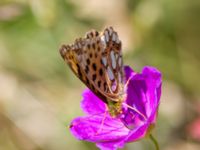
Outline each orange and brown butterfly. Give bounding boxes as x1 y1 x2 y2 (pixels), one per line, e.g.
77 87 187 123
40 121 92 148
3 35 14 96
59 27 125 117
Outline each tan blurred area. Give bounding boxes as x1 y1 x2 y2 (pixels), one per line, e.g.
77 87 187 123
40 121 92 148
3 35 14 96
0 0 200 150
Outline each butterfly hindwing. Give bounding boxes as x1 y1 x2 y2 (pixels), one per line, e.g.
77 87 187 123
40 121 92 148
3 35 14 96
101 27 124 100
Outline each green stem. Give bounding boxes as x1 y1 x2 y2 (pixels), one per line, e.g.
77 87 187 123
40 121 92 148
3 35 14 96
149 134 159 150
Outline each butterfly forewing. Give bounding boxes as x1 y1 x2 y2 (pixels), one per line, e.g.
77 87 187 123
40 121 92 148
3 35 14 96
59 27 125 103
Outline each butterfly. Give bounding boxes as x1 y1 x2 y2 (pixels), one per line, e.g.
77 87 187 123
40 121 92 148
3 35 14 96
59 27 125 117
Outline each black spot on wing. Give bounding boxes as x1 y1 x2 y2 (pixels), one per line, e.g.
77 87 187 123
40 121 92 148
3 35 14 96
86 58 90 65
98 80 101 88
92 74 97 81
85 65 89 74
92 63 97 71
99 68 103 76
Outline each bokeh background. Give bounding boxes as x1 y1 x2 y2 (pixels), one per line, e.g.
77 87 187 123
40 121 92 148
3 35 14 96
0 0 200 150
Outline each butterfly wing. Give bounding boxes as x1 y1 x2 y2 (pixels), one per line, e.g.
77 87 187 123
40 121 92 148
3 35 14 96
59 27 124 103
60 38 107 103
100 27 124 100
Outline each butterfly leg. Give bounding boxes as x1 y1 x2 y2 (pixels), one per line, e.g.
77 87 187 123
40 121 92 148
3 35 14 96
124 75 132 90
95 107 108 135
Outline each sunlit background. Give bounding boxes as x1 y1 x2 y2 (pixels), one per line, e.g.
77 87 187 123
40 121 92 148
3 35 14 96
0 0 200 150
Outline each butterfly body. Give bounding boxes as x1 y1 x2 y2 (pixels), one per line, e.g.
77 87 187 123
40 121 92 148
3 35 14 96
60 27 125 117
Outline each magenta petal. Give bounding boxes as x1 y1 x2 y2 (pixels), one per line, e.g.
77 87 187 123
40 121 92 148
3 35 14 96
81 89 106 115
124 66 135 81
70 114 129 143
126 75 148 117
96 140 125 150
126 66 161 119
126 124 149 142
141 66 162 119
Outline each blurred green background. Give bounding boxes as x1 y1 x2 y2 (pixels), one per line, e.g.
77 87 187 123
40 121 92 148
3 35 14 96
0 0 200 150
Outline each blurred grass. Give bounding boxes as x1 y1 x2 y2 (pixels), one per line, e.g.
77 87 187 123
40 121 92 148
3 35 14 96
0 0 200 150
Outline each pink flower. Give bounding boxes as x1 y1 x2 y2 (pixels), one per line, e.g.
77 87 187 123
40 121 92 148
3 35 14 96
187 118 200 141
70 66 162 150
